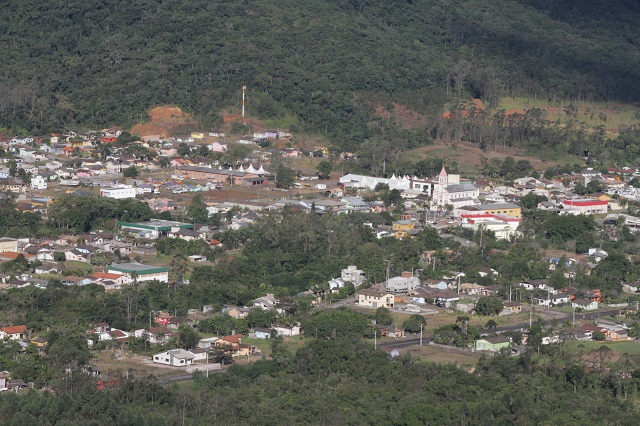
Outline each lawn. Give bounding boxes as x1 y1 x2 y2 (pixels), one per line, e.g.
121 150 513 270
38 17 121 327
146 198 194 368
566 340 640 354
401 344 482 367
243 336 309 356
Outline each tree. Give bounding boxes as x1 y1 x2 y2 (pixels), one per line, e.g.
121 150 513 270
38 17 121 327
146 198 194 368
123 166 140 178
316 160 333 179
178 325 199 350
275 164 295 189
187 193 208 223
246 309 278 329
402 314 426 333
475 297 503 316
177 143 191 157
374 307 393 326
520 193 547 209
485 319 497 332
169 255 188 284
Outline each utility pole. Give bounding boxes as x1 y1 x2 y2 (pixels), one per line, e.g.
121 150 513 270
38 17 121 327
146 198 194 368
529 293 533 327
420 323 423 347
374 329 377 350
241 85 246 119
573 307 576 325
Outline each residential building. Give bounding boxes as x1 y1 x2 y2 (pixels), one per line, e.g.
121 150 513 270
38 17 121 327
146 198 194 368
386 273 420 293
356 289 395 308
341 265 365 287
474 337 511 352
0 325 27 340
30 175 48 190
0 238 18 253
100 184 137 199
572 299 599 311
152 349 195 367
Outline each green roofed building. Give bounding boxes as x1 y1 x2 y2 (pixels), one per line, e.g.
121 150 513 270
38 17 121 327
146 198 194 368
108 262 169 283
117 219 193 239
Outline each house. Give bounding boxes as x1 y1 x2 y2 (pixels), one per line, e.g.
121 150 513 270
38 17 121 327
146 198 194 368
134 327 173 344
197 337 220 348
0 325 27 340
385 273 419 293
253 294 279 310
474 336 511 352
30 336 48 347
572 298 599 311
222 306 251 319
392 220 415 238
273 324 301 337
65 249 90 263
34 264 60 274
341 265 366 287
152 349 195 367
356 289 395 308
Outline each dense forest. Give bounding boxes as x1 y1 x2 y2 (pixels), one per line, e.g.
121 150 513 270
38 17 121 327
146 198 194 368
2 338 640 425
1 0 640 152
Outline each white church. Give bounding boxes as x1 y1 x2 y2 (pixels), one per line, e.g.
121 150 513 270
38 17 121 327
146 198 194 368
431 166 479 210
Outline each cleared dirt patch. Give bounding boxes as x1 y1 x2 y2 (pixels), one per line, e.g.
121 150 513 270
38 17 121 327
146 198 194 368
131 106 197 138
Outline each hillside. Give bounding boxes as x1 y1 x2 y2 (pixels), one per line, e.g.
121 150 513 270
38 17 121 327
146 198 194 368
1 0 640 151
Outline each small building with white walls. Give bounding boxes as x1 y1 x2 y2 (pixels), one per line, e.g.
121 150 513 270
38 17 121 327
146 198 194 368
30 175 48 190
100 184 137 199
153 349 195 366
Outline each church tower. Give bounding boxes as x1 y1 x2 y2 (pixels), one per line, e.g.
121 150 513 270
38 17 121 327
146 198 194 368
438 166 448 185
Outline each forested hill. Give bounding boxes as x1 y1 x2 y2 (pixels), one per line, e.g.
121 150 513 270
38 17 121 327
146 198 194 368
2 0 639 145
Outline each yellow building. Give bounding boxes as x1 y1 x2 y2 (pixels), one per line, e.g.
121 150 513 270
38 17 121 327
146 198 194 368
478 203 521 219
0 238 18 253
356 289 395 308
392 220 415 239
30 336 48 347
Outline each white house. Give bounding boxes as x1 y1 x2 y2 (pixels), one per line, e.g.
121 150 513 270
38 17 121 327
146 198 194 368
273 324 300 337
100 185 137 199
30 175 48 190
152 349 195 367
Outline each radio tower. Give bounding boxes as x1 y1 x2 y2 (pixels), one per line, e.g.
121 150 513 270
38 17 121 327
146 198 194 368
241 85 246 121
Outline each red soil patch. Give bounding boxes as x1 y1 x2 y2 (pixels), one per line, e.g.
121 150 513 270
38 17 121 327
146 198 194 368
131 106 197 138
472 99 485 110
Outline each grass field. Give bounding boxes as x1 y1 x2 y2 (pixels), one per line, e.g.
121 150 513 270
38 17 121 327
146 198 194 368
566 340 640 354
402 344 481 367
497 97 640 133
403 140 574 175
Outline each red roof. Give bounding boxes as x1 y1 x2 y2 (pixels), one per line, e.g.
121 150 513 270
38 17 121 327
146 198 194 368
92 272 123 280
0 325 26 334
221 334 243 344
564 199 607 207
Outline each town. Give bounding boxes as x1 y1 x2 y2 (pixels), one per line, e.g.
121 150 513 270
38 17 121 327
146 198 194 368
0 121 639 393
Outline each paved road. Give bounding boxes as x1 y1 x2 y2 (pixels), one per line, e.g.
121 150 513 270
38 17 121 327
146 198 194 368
377 309 621 351
379 337 432 349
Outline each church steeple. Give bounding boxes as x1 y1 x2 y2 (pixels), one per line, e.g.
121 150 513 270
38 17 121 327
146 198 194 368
438 166 448 185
